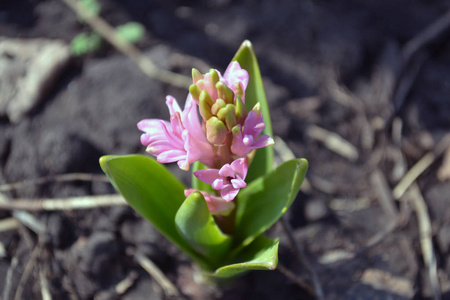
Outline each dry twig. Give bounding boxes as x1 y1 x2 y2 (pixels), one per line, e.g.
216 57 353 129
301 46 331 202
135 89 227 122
0 194 126 211
277 263 314 295
403 10 450 64
0 173 109 192
115 271 139 296
393 134 450 200
0 217 19 233
306 124 359 162
132 250 180 298
281 216 324 300
14 244 41 300
3 256 19 300
405 184 441 300
39 268 52 300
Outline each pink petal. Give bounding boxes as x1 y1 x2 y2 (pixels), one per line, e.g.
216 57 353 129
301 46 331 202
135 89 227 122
231 157 248 179
221 186 239 202
224 62 249 93
156 149 186 163
252 135 275 149
218 164 235 178
231 178 246 189
194 169 220 185
212 178 228 190
165 96 182 115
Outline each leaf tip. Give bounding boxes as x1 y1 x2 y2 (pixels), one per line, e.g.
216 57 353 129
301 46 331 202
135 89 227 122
298 158 309 171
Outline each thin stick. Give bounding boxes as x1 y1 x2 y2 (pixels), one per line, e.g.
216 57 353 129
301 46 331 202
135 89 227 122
0 173 109 192
393 134 450 199
133 250 180 298
0 217 19 233
306 124 359 162
0 193 46 235
403 10 450 64
281 216 324 300
115 271 139 295
370 169 398 221
40 268 52 300
14 245 41 300
277 263 314 295
406 184 441 300
60 0 191 88
0 194 126 211
3 256 19 300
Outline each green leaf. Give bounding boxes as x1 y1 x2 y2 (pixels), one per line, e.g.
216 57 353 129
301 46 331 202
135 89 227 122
214 235 279 278
116 22 146 44
99 155 209 267
175 192 232 268
235 158 308 247
70 32 102 56
79 0 100 17
232 40 274 182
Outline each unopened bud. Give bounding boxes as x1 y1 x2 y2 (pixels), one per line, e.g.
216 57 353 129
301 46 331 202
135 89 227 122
216 81 235 104
209 69 220 86
234 95 247 124
217 104 237 130
211 99 226 115
206 117 228 145
189 84 201 102
199 90 214 107
251 102 261 116
233 83 244 100
199 93 213 120
231 124 241 136
192 68 203 84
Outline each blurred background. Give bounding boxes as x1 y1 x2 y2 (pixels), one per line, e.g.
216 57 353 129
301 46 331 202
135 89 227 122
1 0 450 299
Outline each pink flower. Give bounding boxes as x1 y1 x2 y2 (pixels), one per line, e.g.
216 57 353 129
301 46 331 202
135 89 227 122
138 95 215 170
231 105 274 157
192 62 249 104
193 157 248 201
223 62 249 101
184 189 235 215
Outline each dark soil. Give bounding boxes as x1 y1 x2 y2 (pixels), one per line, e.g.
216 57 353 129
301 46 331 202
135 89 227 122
1 0 450 299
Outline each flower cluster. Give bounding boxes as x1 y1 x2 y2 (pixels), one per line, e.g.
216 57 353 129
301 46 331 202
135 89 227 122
138 62 274 214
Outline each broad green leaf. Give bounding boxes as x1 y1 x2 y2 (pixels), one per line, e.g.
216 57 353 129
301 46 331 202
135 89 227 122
99 155 209 267
235 158 308 247
214 235 279 278
232 40 273 182
175 192 232 269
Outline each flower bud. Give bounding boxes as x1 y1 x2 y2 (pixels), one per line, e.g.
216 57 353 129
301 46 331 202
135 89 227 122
206 117 228 145
216 81 235 104
189 84 201 102
233 82 245 102
251 102 261 116
192 68 203 83
217 104 237 130
208 69 220 86
211 99 227 115
234 94 247 124
199 92 213 120
199 90 214 107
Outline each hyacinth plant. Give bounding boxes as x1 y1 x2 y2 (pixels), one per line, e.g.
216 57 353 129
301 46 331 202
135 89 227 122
99 41 308 279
